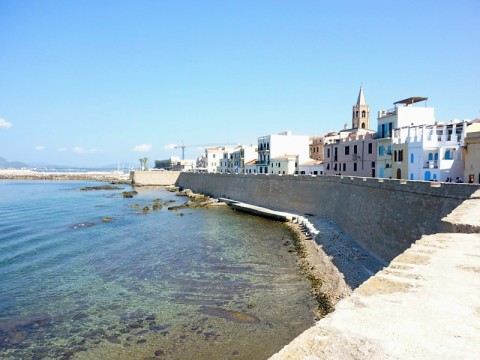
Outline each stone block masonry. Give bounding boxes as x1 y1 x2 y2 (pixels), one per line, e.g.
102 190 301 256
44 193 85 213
130 171 181 186
176 173 479 262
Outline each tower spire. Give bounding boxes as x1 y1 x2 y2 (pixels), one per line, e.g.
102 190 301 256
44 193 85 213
357 85 366 106
352 86 370 129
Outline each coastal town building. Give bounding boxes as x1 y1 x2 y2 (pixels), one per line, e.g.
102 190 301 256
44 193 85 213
309 136 324 161
256 131 310 175
376 97 435 178
232 145 258 174
463 120 480 183
269 155 298 175
324 87 377 177
207 145 258 174
393 119 469 181
154 156 194 171
299 160 324 175
205 146 237 173
244 159 258 174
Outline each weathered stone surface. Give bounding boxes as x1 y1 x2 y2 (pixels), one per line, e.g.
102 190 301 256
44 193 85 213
270 233 480 359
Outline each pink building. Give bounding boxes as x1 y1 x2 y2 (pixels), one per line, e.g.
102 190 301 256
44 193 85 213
324 87 377 177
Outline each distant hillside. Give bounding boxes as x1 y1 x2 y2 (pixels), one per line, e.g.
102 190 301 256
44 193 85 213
0 156 30 169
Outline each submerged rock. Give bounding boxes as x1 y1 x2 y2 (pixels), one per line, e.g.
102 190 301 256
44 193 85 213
79 185 124 191
122 191 138 198
198 307 261 324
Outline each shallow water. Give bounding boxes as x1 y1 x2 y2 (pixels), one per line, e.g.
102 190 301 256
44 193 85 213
0 181 317 359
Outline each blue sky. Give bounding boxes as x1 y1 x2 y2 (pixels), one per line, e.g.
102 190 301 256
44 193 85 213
0 0 479 167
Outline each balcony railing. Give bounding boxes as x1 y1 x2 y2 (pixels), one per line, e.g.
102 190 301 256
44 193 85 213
423 161 438 169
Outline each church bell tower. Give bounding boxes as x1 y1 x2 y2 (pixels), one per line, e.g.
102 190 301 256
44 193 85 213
352 86 370 129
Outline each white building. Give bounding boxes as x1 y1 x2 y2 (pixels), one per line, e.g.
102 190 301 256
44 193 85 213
207 145 258 173
244 159 258 174
269 155 298 175
299 160 324 175
393 119 469 181
232 145 257 173
256 131 310 174
205 146 237 173
376 97 435 178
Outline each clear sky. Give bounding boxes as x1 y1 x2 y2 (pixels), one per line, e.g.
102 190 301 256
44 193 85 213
0 0 479 167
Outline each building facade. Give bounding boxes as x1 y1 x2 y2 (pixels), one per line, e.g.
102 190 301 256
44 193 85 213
309 136 324 161
324 87 377 177
393 120 468 181
376 97 435 178
256 131 310 174
463 121 480 183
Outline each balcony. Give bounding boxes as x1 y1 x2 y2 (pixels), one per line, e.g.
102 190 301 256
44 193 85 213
378 108 397 118
423 161 438 169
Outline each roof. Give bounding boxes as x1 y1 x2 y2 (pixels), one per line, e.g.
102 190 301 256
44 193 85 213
301 160 323 166
273 154 298 159
467 123 480 134
357 86 366 106
244 159 257 165
394 97 428 106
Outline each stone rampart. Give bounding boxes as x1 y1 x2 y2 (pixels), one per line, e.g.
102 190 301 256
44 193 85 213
130 171 180 186
176 173 479 262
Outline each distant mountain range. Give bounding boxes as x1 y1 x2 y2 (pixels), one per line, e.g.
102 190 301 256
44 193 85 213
0 156 31 169
0 156 126 170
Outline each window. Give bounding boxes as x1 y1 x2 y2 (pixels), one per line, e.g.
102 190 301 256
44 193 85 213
327 148 330 158
342 163 346 171
371 161 375 168
353 145 357 154
398 150 403 162
327 163 330 170
345 146 350 155
394 150 397 162
354 163 357 171
368 143 373 154
410 153 414 163
334 163 337 171
362 110 366 118
379 146 384 156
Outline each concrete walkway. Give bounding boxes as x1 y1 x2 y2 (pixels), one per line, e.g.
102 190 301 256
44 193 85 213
270 232 480 359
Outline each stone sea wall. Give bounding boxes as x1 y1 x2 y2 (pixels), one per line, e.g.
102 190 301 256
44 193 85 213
130 171 181 186
175 173 480 262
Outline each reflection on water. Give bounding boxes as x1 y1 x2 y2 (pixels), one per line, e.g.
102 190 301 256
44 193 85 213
0 181 317 359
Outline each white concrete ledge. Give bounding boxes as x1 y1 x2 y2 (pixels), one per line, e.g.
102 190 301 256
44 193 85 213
270 233 480 359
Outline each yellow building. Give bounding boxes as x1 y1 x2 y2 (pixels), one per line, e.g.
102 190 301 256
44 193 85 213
463 121 480 184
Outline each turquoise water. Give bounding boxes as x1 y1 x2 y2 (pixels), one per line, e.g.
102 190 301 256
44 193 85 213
0 181 317 359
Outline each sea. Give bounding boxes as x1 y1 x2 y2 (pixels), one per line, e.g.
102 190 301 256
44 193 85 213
0 180 317 360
